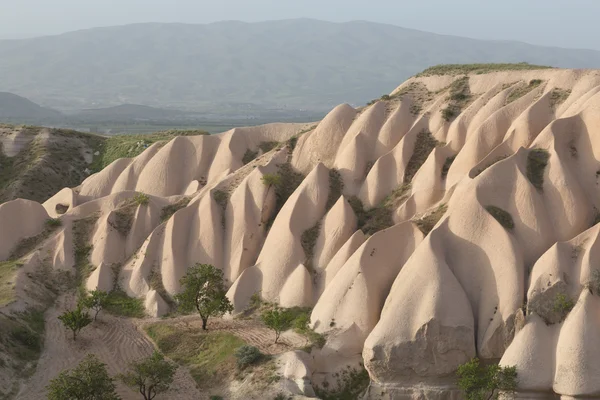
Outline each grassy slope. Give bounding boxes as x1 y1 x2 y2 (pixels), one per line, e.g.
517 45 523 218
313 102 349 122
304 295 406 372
0 126 208 204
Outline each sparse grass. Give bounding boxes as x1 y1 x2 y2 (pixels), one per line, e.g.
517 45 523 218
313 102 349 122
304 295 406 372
267 163 305 229
111 202 137 236
586 269 600 296
413 204 447 235
301 223 321 274
145 322 246 387
326 169 344 211
441 76 472 122
104 289 145 318
506 79 543 104
553 293 574 320
473 155 509 177
133 192 150 206
0 260 24 306
550 88 571 108
526 149 550 191
72 214 99 290
485 206 515 231
235 345 264 369
349 184 411 236
160 197 191 222
0 308 45 381
89 129 208 173
45 218 62 228
242 149 259 165
148 269 175 308
405 130 440 183
258 141 279 154
314 364 370 400
441 155 456 179
213 190 229 229
416 63 553 77
8 216 63 260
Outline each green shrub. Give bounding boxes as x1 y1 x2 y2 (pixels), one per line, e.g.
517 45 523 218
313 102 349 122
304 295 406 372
261 307 295 343
441 77 472 121
104 290 146 318
235 345 263 369
262 174 282 187
485 206 515 231
553 293 574 316
526 149 550 191
550 88 571 108
380 94 391 101
160 197 191 222
267 163 305 228
47 354 119 400
457 358 518 400
133 192 150 206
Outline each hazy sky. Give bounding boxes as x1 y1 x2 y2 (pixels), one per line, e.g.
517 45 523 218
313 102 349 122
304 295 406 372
1 0 598 50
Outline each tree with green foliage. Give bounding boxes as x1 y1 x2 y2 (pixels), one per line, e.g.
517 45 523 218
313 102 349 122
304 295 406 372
174 264 233 330
46 354 120 400
79 290 109 321
118 351 177 400
456 358 518 400
261 306 295 343
58 306 92 340
261 173 281 187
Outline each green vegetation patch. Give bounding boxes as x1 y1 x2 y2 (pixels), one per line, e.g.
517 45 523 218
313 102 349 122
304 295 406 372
404 130 440 183
553 293 575 319
258 141 279 154
145 322 246 387
413 204 447 235
550 88 571 108
72 213 100 290
301 223 321 274
0 260 24 306
242 149 259 165
526 149 550 191
485 206 515 231
326 168 344 211
267 163 305 228
8 218 63 260
104 289 145 318
0 308 45 385
441 155 456 179
89 129 208 173
349 184 411 236
314 364 370 400
417 63 553 77
441 76 473 122
506 79 543 104
213 190 229 229
160 197 191 222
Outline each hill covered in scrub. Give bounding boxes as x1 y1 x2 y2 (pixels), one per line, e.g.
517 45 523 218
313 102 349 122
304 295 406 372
0 126 208 203
3 20 600 113
4 65 600 398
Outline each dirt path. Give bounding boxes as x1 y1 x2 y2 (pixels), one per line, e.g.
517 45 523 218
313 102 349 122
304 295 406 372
17 297 308 400
16 294 201 400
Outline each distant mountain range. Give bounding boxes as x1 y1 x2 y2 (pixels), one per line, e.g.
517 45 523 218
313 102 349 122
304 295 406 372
1 19 600 114
0 92 62 120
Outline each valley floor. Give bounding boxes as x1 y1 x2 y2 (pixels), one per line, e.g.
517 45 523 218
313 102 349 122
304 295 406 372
16 294 306 400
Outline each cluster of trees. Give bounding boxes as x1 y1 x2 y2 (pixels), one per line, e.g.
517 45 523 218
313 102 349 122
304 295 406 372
47 351 177 400
58 290 109 340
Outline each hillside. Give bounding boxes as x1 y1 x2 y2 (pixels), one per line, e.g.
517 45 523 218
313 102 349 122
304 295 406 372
0 92 62 121
2 20 600 113
0 126 208 204
4 65 600 398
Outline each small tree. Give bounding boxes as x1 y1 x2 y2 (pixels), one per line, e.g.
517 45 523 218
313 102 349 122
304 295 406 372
79 290 109 321
174 264 233 330
118 351 177 400
261 306 295 343
46 354 120 400
58 306 92 340
261 174 281 187
457 358 518 400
